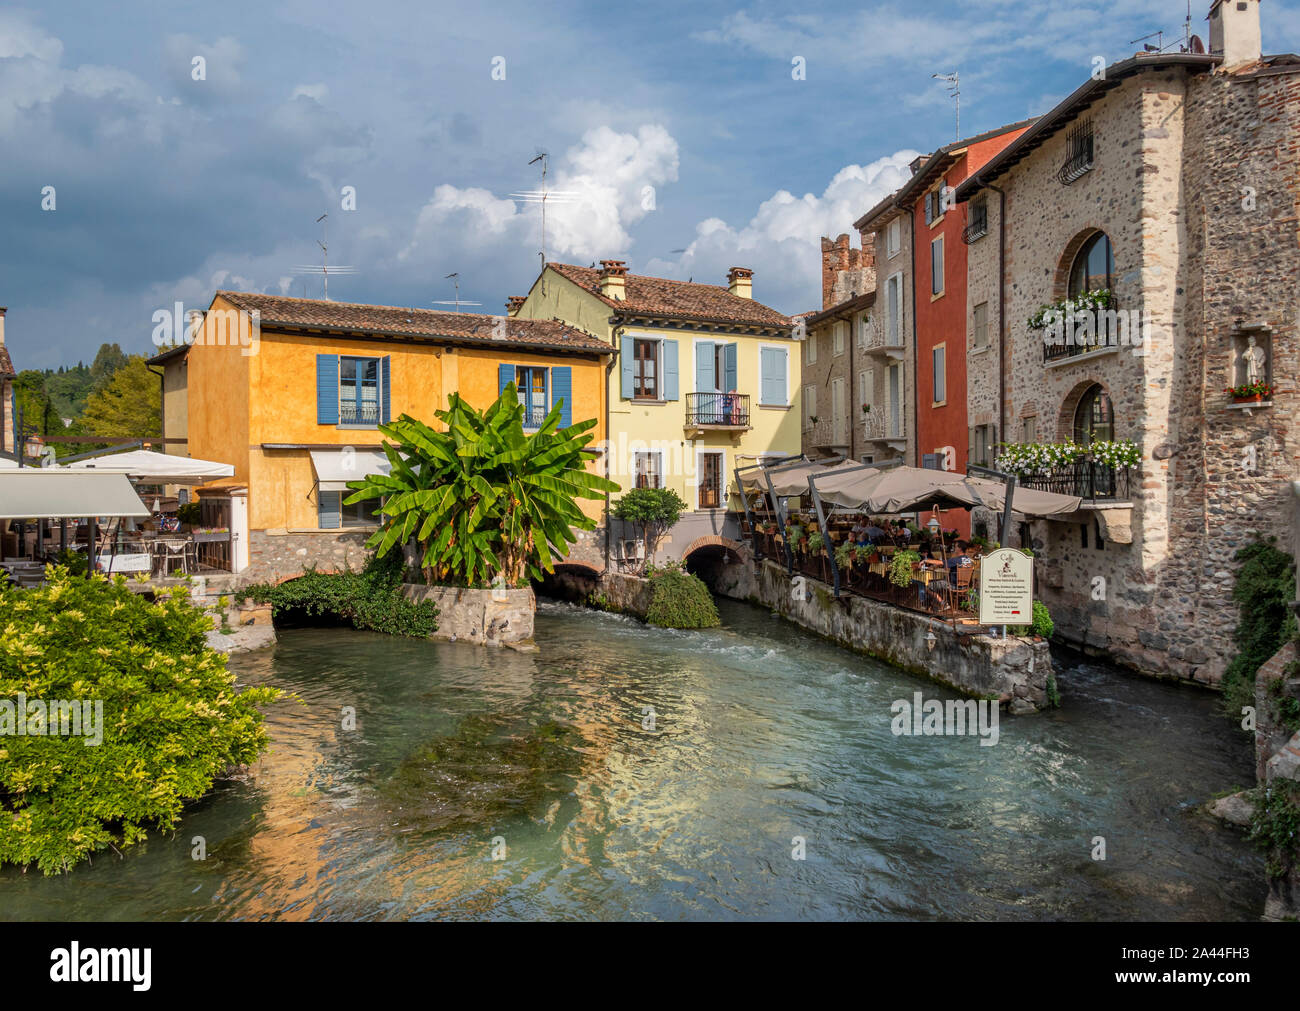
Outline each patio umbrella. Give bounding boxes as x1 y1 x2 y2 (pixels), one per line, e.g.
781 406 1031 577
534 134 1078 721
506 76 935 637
763 459 865 498
813 465 1081 518
64 449 234 484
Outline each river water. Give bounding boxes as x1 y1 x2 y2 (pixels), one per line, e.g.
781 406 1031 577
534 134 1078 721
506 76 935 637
2 599 1264 920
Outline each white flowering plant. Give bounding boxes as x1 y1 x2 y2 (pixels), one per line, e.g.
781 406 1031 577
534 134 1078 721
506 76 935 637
995 438 1141 474
1026 288 1114 331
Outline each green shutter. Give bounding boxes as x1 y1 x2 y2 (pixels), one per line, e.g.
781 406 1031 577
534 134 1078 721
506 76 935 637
696 341 714 391
662 340 679 401
724 343 738 392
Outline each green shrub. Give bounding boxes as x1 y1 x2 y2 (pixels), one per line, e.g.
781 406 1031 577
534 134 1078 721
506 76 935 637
0 568 281 874
53 549 87 577
1031 600 1054 639
807 532 826 554
1250 779 1300 881
176 502 202 526
237 551 438 638
889 550 920 588
1222 538 1296 725
612 488 688 573
646 568 720 629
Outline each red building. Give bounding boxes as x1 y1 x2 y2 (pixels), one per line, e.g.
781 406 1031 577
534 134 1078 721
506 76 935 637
902 122 1033 536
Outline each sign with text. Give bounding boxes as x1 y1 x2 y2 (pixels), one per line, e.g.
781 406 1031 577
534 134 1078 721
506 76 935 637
978 548 1034 626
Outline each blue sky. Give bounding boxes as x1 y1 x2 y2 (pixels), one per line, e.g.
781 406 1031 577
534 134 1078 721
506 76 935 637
2 0 1298 367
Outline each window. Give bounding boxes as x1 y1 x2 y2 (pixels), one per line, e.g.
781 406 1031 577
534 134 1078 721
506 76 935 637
931 237 944 296
886 274 902 344
1022 416 1037 443
516 366 548 428
339 357 380 425
803 385 817 429
698 451 724 510
1072 383 1114 446
858 311 872 347
1059 120 1095 184
633 339 659 399
924 191 936 225
832 376 847 444
1069 232 1114 298
696 341 737 394
806 330 818 365
932 344 946 404
887 219 901 258
833 321 846 356
967 199 988 240
859 368 873 414
760 345 788 406
969 424 997 468
318 490 378 529
973 302 989 350
634 451 662 489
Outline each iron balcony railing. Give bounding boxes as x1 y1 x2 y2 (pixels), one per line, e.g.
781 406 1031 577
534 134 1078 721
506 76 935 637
1040 297 1122 364
339 401 380 425
1014 461 1130 501
686 392 751 428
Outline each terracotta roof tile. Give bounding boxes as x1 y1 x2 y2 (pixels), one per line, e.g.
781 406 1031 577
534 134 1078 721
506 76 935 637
213 291 610 354
548 263 793 329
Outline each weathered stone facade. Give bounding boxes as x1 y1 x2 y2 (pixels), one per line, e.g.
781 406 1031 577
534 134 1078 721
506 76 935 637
240 528 374 585
401 584 536 647
960 47 1300 685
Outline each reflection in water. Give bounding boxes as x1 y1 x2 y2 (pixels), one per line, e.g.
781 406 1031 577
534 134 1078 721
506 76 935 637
0 599 1264 921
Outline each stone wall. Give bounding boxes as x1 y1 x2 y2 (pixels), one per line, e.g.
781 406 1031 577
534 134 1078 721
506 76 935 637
737 559 1054 713
1254 640 1300 920
401 584 536 647
240 528 374 585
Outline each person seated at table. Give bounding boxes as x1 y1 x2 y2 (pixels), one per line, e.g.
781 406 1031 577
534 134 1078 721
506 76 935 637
850 519 870 545
864 520 887 544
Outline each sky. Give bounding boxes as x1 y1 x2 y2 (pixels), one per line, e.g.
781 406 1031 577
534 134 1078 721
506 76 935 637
2 0 1298 368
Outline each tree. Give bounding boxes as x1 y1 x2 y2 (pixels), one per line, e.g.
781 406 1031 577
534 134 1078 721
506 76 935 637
12 370 57 437
89 342 128 387
345 384 619 587
68 355 161 451
612 487 688 573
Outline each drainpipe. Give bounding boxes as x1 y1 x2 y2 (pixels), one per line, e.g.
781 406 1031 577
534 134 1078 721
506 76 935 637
906 208 919 467
147 363 166 452
847 306 857 461
982 179 1008 450
604 318 620 575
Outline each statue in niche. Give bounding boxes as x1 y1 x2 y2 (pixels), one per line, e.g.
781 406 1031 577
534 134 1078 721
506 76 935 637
1239 334 1267 387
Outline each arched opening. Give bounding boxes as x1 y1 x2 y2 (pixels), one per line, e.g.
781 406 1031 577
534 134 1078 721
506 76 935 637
682 542 745 591
533 562 601 603
1067 232 1114 298
1072 383 1114 446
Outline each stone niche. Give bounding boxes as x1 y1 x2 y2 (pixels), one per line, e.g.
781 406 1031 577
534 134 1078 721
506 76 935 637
1229 323 1272 392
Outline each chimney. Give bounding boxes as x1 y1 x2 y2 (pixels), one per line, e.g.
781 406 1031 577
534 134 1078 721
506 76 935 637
727 267 754 299
505 296 526 316
1209 0 1262 70
821 235 851 308
598 259 628 301
0 306 6 346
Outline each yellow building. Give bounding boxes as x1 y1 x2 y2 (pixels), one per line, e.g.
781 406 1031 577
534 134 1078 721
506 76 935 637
512 261 799 565
173 291 610 580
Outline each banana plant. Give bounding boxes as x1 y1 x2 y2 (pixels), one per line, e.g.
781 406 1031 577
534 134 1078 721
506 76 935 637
344 384 619 587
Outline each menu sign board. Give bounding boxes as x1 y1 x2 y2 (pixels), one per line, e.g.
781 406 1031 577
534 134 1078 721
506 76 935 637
978 548 1034 626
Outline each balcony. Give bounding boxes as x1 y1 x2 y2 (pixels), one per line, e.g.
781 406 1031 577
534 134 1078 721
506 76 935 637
861 327 906 359
1014 461 1130 502
685 392 751 437
339 401 379 425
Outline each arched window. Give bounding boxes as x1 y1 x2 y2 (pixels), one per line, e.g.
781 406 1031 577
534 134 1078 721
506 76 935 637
1073 384 1114 445
1068 233 1114 297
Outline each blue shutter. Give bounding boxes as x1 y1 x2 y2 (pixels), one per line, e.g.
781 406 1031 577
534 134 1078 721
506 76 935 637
318 490 341 529
540 368 549 419
620 336 634 399
760 347 787 405
498 362 515 396
695 342 714 392
551 366 572 428
724 343 738 392
380 356 391 423
662 340 679 401
316 354 339 424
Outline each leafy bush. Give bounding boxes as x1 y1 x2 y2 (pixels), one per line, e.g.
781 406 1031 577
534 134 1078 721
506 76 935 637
176 502 202 526
889 550 920 588
238 551 438 638
807 532 826 554
53 549 87 577
646 568 720 629
1222 538 1296 724
1031 600 1054 639
0 568 281 874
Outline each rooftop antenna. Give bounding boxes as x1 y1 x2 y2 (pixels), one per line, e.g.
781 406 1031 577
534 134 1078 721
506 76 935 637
292 213 355 299
511 151 579 273
430 272 482 313
932 71 960 141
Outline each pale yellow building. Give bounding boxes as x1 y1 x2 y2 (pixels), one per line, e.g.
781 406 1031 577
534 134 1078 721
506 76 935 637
513 261 799 566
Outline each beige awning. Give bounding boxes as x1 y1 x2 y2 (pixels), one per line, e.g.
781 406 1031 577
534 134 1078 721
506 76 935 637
65 449 235 484
310 449 390 492
0 470 150 519
743 459 864 498
814 465 1082 518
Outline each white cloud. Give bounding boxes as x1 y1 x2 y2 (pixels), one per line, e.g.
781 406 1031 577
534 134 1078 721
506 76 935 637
290 83 328 102
400 124 680 262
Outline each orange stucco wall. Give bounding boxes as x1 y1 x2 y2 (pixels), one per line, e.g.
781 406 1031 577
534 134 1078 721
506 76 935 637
188 304 608 530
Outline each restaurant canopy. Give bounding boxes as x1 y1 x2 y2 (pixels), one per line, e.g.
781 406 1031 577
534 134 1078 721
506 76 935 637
812 465 1082 518
65 449 235 484
0 470 150 520
741 458 863 498
310 449 391 492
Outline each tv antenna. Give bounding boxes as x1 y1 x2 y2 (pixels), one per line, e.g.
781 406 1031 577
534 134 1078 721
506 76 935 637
430 272 482 313
932 71 960 141
292 213 355 299
510 152 579 268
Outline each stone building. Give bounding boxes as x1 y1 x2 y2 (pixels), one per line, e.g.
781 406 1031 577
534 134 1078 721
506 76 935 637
955 0 1299 684
0 307 17 461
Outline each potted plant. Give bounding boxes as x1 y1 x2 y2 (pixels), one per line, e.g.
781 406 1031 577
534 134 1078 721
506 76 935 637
835 542 856 570
889 549 921 588
1225 380 1273 404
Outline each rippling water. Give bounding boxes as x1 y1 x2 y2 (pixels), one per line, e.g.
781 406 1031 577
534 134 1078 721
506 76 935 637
2 598 1264 920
